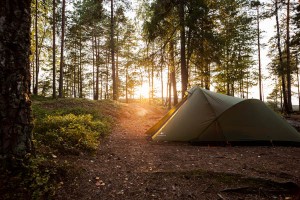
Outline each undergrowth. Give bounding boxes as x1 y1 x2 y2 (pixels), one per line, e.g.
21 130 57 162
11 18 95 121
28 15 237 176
1 96 118 199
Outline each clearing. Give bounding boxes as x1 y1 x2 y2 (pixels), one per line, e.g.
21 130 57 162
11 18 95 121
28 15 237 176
56 102 300 200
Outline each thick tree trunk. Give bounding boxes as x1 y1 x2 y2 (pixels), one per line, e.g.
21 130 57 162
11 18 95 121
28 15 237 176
58 0 66 98
0 0 33 157
52 0 56 98
179 2 188 98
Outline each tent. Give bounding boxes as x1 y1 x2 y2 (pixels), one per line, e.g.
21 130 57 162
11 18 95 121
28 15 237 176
147 86 300 145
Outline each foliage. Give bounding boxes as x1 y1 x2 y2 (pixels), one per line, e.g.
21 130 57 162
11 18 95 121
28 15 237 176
32 97 114 154
34 114 109 153
0 97 116 199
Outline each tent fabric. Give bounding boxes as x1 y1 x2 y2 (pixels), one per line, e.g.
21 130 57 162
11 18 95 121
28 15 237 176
149 86 300 145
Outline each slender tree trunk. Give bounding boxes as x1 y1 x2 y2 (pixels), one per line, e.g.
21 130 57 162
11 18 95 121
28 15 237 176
160 48 164 105
73 44 77 98
179 1 188 98
257 5 262 101
116 32 119 100
92 35 95 98
111 0 117 100
34 0 39 95
58 0 65 98
296 53 300 111
286 0 292 112
106 49 109 99
204 63 210 90
79 39 82 98
126 67 128 103
32 57 35 94
52 0 56 98
151 57 154 100
95 39 99 100
275 0 288 113
0 0 33 157
100 72 103 100
170 40 178 105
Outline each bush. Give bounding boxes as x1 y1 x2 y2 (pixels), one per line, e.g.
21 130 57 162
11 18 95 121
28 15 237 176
34 114 109 153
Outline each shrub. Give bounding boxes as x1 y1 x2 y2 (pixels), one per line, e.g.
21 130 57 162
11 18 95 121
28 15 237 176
34 114 109 153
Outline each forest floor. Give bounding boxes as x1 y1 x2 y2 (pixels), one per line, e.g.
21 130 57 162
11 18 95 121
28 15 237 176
56 102 300 200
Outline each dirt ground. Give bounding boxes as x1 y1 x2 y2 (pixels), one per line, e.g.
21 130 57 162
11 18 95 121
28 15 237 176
56 103 300 200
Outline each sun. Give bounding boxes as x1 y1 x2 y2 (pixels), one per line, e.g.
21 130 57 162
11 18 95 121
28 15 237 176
138 83 150 98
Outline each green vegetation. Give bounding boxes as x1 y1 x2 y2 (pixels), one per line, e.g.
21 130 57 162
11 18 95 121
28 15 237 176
0 97 117 199
32 96 115 155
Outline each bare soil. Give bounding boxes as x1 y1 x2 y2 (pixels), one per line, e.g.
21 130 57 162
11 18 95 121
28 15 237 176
56 103 300 200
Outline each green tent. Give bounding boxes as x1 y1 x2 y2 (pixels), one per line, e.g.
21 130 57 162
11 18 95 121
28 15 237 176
147 87 300 145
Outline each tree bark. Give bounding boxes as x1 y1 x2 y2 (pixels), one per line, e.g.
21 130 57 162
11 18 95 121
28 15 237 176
169 40 178 105
257 5 262 101
52 0 56 98
160 47 164 105
0 0 33 157
111 0 117 100
179 1 188 98
34 0 39 95
58 0 66 98
286 0 293 113
296 53 300 111
275 0 288 113
95 39 100 100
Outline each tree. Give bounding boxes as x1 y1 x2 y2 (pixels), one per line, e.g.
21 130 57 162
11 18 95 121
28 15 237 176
179 1 188 98
34 0 39 95
59 0 66 98
111 0 117 100
251 0 263 100
286 0 292 112
53 0 56 98
0 0 33 157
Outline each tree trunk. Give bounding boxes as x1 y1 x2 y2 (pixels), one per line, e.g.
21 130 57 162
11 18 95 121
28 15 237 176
58 0 65 98
160 47 164 105
257 5 262 101
204 63 210 90
79 38 82 98
179 1 188 98
111 0 117 100
0 0 33 157
286 0 292 113
34 0 39 95
126 67 128 103
296 53 300 111
92 35 95 99
170 40 178 105
52 0 56 98
95 39 100 100
275 0 288 113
